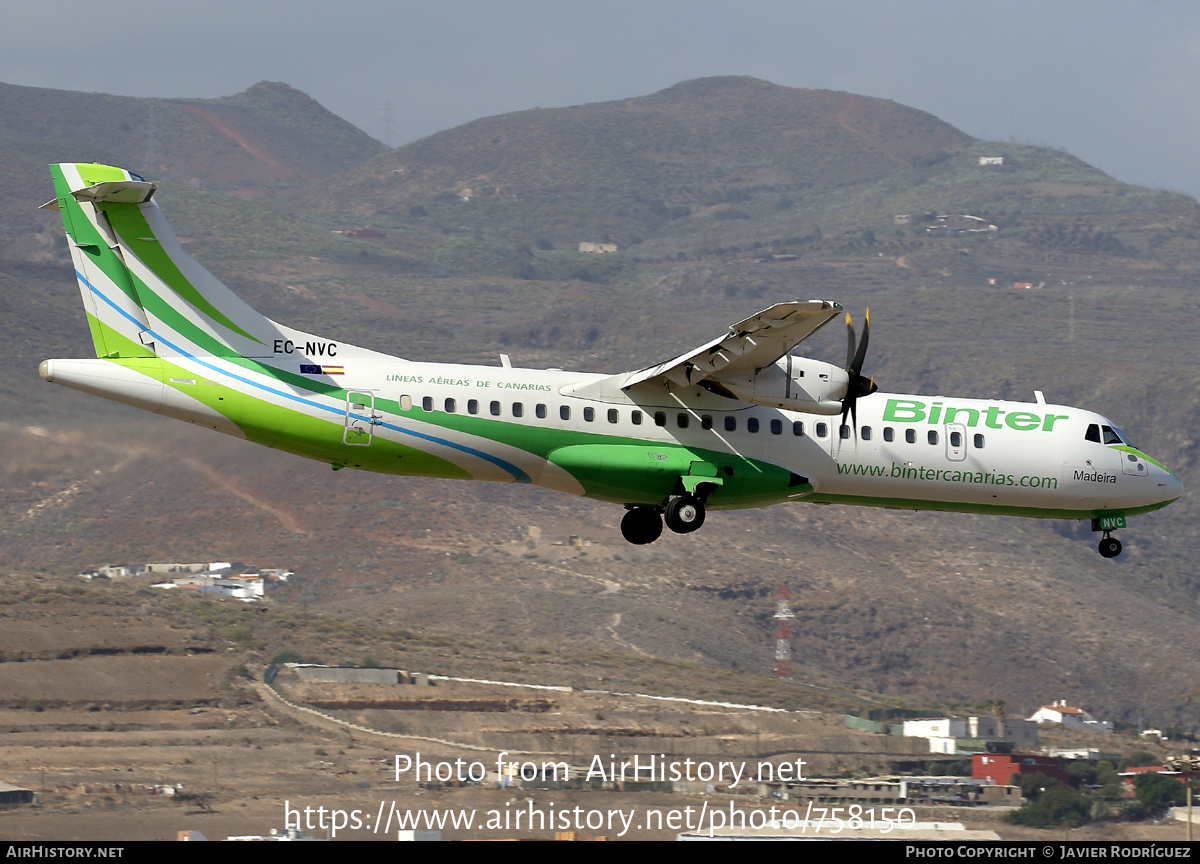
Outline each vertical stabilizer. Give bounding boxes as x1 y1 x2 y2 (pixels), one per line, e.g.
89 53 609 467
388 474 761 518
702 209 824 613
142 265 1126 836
48 163 154 358
48 163 277 359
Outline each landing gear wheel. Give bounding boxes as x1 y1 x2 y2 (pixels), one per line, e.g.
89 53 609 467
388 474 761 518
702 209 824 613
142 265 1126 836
664 495 706 534
620 508 663 545
1098 536 1123 558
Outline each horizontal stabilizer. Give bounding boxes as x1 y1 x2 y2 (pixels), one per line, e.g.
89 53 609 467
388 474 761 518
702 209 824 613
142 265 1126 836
71 180 157 205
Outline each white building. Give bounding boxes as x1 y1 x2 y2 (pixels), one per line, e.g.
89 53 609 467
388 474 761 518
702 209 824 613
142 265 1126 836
903 718 967 739
1027 700 1113 733
903 716 1038 753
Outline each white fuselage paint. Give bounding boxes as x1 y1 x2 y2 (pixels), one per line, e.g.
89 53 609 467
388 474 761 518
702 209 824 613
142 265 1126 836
45 351 1182 519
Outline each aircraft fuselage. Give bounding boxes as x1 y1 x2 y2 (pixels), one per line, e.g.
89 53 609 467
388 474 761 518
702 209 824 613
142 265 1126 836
41 353 1181 524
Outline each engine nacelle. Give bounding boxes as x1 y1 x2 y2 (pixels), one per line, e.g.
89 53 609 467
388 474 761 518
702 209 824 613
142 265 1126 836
710 356 848 415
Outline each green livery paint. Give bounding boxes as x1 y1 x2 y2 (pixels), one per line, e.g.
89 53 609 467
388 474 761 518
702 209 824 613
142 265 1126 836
39 163 1183 555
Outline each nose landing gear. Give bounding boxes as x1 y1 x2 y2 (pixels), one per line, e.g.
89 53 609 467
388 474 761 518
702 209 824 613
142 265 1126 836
1091 515 1126 558
1098 533 1123 558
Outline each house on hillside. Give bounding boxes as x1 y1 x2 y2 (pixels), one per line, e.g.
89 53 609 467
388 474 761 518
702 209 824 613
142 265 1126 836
924 214 998 236
1027 700 1113 733
578 242 618 253
149 564 291 602
1119 766 1186 793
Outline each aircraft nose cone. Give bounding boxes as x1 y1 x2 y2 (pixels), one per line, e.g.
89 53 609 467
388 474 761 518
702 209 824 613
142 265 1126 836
1164 470 1184 502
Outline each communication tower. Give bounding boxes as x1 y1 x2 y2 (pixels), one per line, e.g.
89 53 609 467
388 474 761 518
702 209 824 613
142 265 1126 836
774 583 795 678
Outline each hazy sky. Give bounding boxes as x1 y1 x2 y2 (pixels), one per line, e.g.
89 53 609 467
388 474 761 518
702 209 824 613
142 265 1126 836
4 1 1199 197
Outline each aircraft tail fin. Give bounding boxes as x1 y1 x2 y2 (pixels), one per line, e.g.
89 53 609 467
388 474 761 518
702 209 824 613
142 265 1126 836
48 163 274 359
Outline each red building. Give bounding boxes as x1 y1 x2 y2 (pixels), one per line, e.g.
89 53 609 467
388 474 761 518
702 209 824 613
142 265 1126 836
973 754 1070 786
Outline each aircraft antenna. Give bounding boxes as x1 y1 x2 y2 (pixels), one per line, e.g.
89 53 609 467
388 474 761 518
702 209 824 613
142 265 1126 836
773 583 795 679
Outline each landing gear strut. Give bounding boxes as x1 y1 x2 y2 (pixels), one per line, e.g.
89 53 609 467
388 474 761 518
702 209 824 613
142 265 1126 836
620 507 663 545
1098 533 1122 559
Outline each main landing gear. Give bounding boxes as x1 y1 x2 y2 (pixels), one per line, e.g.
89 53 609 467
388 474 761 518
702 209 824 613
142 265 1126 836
1098 533 1123 559
620 489 712 545
620 507 663 545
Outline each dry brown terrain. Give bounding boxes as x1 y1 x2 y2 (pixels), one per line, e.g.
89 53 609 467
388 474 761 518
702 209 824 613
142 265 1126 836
0 577 1188 841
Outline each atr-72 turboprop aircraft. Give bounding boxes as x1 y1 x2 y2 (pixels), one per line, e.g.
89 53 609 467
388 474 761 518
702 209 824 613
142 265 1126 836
39 163 1182 557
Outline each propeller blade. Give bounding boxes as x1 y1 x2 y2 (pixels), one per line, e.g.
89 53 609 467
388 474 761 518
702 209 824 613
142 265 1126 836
840 309 875 440
849 308 870 377
845 313 856 370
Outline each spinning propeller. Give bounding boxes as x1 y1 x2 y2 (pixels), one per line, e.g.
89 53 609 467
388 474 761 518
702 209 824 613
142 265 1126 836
841 310 878 435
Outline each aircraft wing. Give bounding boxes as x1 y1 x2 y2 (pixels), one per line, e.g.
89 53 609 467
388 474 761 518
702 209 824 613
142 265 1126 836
622 300 842 390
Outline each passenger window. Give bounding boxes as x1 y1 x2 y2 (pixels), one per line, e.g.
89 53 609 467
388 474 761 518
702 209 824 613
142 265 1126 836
701 415 713 430
816 422 827 438
536 404 547 419
677 413 689 429
974 433 985 449
905 429 916 444
608 409 619 424
400 395 412 411
725 416 737 432
490 400 501 416
560 405 570 421
950 431 962 447
584 407 594 422
927 430 938 445
467 399 478 415
422 396 433 412
861 426 872 441
655 412 667 427
883 427 893 442
1085 424 1101 443
445 398 456 413
631 410 642 425
512 403 523 418
770 419 782 435
839 425 850 439
793 421 804 436
748 417 760 433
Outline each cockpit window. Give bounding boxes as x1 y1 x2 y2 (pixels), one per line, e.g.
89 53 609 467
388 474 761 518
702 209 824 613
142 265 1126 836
1107 424 1134 447
1089 422 1135 447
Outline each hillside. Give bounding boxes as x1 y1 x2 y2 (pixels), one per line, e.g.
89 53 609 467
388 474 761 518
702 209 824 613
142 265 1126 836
0 79 386 261
3 77 1200 729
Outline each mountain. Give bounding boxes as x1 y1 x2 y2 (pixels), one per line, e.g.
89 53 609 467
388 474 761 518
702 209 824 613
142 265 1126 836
303 76 1195 260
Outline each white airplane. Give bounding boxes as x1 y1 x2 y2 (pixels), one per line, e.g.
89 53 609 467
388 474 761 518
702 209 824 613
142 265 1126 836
39 163 1182 557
